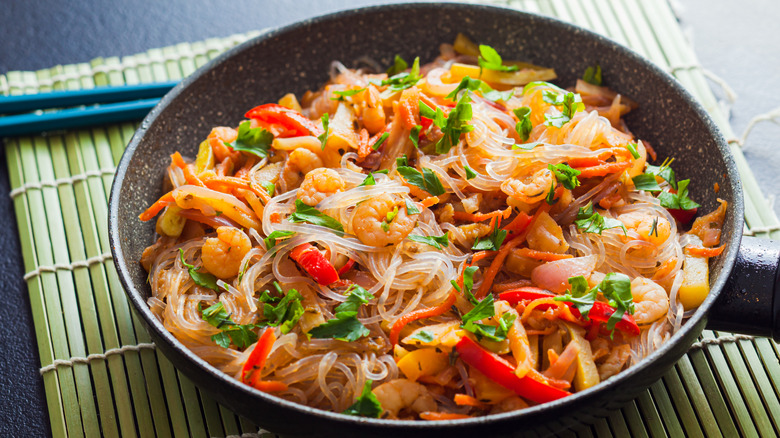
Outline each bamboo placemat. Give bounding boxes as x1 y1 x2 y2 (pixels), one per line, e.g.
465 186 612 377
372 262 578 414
2 0 779 436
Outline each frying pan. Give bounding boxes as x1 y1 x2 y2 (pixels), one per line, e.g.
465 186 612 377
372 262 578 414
107 3 780 436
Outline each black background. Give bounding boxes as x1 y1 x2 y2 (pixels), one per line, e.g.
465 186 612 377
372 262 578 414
1 1 777 436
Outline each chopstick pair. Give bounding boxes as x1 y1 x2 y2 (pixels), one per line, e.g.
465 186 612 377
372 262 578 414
0 81 178 137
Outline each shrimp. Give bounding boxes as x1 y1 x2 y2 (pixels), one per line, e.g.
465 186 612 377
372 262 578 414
617 211 671 248
372 379 436 419
201 226 251 279
351 193 419 247
282 148 324 189
501 167 554 205
355 85 386 134
630 277 669 325
296 168 345 206
597 344 631 380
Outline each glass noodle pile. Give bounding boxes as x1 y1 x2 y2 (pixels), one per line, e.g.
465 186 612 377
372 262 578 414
139 34 727 420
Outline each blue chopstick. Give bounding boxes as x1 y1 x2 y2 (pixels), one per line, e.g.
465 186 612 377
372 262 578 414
0 98 161 137
0 81 178 114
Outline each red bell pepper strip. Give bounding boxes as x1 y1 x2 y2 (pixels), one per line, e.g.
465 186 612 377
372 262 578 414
571 302 640 337
336 258 356 276
289 243 339 285
241 327 276 387
499 289 640 337
455 336 571 404
245 103 323 137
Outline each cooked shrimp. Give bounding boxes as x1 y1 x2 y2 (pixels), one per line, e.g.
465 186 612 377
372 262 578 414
201 226 251 279
618 211 671 247
351 193 419 247
372 379 437 418
501 167 554 205
630 277 669 325
297 168 345 206
282 148 324 188
356 85 386 134
597 344 631 380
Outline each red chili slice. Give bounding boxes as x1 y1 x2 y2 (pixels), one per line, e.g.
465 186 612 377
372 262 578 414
289 243 339 285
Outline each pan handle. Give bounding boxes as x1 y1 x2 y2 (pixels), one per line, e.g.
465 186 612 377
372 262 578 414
706 236 780 340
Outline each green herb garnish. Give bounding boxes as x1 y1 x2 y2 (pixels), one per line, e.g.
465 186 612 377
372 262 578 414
225 120 274 158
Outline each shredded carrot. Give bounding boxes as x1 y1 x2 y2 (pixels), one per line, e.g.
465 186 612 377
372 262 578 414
453 394 486 408
389 289 457 346
269 212 281 224
574 161 631 178
234 156 258 179
138 192 174 221
475 200 554 299
170 151 187 169
182 165 206 187
419 412 472 421
397 88 420 130
492 279 534 292
598 191 622 209
203 176 270 203
567 156 605 168
685 244 725 258
469 250 495 265
367 128 390 149
252 381 288 392
452 207 511 223
513 248 573 262
526 326 557 336
421 196 440 208
357 128 371 159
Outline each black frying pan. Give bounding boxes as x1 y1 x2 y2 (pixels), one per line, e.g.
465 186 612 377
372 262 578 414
107 3 780 436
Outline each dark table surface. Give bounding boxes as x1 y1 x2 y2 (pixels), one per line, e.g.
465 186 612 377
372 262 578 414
1 1 778 436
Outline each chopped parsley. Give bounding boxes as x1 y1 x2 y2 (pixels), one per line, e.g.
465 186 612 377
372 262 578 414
545 181 557 205
259 181 275 197
632 173 662 192
445 76 513 102
409 330 435 343
263 230 295 249
407 232 450 250
358 171 387 187
396 166 446 196
343 380 382 418
386 55 409 76
478 44 519 73
419 93 475 154
309 285 374 342
289 199 344 233
376 57 421 93
472 222 508 251
549 163 581 190
543 92 583 128
409 125 422 148
330 88 366 101
451 266 479 305
574 202 627 235
179 248 219 290
334 284 375 314
225 120 273 158
460 294 515 342
464 164 478 180
645 157 677 189
404 198 421 215
626 142 640 159
262 288 305 334
318 113 329 149
555 272 635 331
396 154 408 167
513 107 533 141
200 302 258 349
582 63 603 86
658 179 700 211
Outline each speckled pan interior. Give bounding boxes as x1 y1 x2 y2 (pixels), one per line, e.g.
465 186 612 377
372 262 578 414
109 3 742 437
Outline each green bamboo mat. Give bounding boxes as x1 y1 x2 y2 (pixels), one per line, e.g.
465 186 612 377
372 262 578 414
2 0 779 437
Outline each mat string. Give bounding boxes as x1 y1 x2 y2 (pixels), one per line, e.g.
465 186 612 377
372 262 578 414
220 431 272 438
23 251 112 281
39 343 156 375
9 167 116 199
688 334 755 351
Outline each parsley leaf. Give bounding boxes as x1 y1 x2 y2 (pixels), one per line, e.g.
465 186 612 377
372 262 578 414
318 113 329 149
472 222 508 251
452 265 480 305
460 294 515 342
513 107 533 141
359 171 387 187
343 380 382 418
543 92 583 128
658 179 700 211
289 199 344 233
396 166 446 196
409 330 434 343
574 202 627 235
335 284 375 314
598 272 634 330
259 181 275 197
645 157 677 189
378 57 421 92
423 93 475 154
512 141 542 151
464 164 477 180
478 45 519 72
545 181 557 205
308 311 370 342
555 276 598 316
372 132 389 150
226 120 274 158
446 76 483 100
408 233 450 250
549 163 581 190
264 230 295 249
445 76 514 102
200 302 258 349
409 125 422 148
263 289 305 334
179 248 219 290
330 88 366 101
582 63 603 86
396 154 408 167
461 293 496 325
404 198 421 215
386 55 408 76
632 173 662 192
